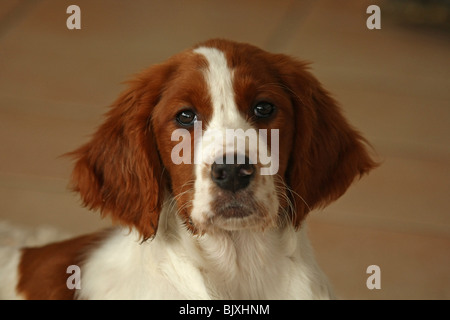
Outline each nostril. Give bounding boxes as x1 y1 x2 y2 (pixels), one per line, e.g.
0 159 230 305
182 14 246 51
211 164 228 181
237 163 254 177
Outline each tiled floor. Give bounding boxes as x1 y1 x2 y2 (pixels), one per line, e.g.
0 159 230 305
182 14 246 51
1 0 449 299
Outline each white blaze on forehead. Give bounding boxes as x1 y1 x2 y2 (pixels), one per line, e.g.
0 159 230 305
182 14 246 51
193 47 249 129
193 46 253 166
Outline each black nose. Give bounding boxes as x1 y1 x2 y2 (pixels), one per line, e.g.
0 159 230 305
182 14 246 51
211 155 255 192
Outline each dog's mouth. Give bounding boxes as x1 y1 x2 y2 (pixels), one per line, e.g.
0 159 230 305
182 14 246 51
178 169 281 234
215 201 253 219
196 191 275 232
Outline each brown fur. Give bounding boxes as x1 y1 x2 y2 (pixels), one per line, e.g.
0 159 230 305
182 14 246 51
17 232 105 299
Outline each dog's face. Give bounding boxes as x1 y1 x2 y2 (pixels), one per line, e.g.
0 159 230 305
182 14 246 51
152 44 295 233
70 39 376 240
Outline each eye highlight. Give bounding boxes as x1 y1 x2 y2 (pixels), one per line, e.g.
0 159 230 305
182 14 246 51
176 110 197 127
253 101 275 118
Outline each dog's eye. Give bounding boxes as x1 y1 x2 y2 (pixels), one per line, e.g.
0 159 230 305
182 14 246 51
176 110 197 126
253 102 275 118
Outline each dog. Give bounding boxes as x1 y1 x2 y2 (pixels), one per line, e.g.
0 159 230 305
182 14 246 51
0 39 376 299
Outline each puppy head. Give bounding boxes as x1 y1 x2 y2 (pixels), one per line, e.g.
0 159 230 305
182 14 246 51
69 39 377 240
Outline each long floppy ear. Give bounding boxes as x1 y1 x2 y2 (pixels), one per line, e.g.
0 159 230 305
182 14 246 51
276 55 378 227
68 63 175 241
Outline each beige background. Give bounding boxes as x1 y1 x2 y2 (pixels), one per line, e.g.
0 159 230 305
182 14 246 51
0 0 449 299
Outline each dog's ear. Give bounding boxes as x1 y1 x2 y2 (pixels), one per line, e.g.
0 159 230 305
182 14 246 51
68 62 177 241
275 55 378 227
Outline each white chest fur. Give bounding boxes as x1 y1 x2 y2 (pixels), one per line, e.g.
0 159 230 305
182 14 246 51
76 209 333 300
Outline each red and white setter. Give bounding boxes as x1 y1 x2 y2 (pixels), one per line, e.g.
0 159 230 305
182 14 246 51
0 39 376 299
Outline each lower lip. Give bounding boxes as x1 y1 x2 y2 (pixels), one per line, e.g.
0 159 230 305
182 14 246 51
218 205 252 219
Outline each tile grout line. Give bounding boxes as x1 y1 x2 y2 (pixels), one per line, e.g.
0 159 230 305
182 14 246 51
309 213 450 240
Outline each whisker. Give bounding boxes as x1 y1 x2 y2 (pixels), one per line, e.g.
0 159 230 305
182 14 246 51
273 174 312 214
166 182 195 212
